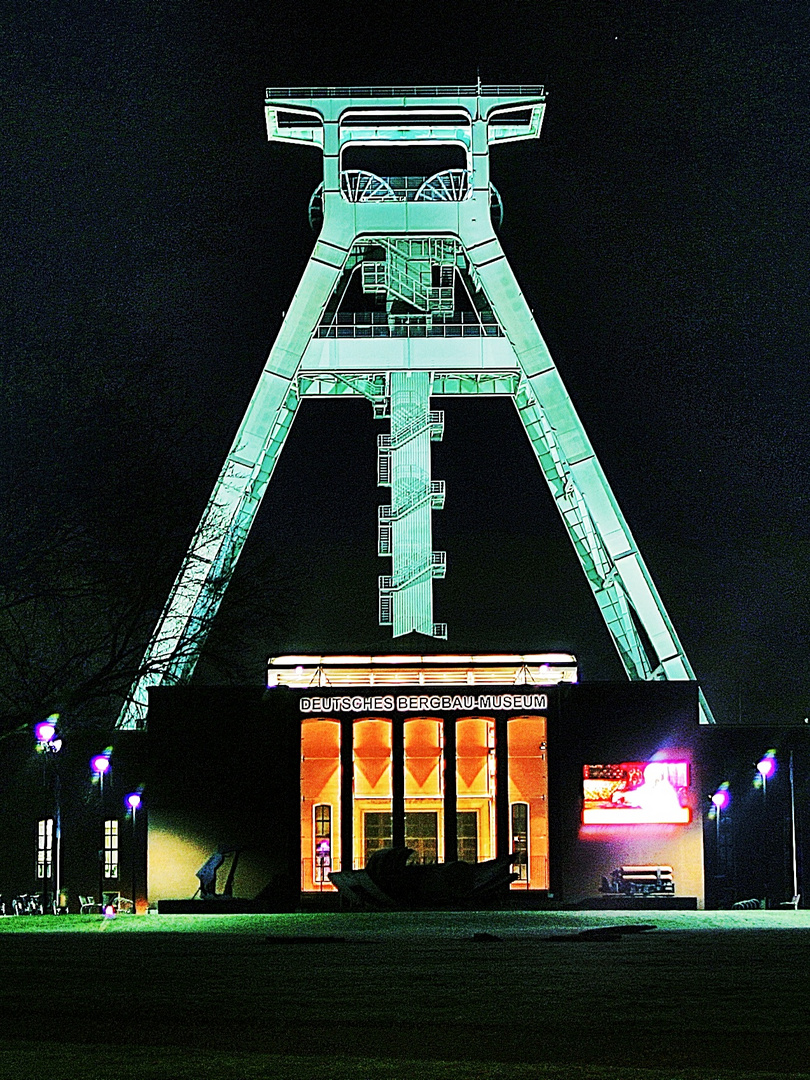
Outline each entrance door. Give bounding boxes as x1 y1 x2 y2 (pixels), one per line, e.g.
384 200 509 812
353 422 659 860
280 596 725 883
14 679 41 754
457 811 478 864
404 811 438 864
363 811 440 865
364 811 393 865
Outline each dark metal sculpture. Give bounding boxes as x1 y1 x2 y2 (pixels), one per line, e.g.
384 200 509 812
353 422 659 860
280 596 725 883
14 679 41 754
329 847 518 909
195 849 241 899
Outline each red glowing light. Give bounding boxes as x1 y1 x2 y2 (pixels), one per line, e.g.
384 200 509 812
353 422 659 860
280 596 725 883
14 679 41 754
583 761 691 824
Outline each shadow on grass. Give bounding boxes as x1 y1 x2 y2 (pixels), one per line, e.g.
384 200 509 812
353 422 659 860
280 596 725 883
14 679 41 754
0 1045 807 1080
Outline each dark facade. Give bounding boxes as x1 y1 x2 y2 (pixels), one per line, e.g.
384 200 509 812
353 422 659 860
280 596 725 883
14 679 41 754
3 684 805 913
145 680 708 908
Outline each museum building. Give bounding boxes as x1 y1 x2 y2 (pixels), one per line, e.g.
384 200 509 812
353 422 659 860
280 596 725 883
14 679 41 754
145 654 706 910
3 654 806 914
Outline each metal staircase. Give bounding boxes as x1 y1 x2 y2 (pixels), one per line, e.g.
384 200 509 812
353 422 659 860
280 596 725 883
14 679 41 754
362 238 458 314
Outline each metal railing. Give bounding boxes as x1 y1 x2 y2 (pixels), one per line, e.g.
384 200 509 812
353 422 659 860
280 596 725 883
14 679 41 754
341 171 471 204
267 85 545 100
317 322 503 339
379 550 445 592
380 481 445 521
378 411 444 450
317 311 503 339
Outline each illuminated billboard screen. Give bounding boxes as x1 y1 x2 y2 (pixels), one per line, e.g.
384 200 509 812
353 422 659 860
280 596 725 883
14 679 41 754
582 761 691 824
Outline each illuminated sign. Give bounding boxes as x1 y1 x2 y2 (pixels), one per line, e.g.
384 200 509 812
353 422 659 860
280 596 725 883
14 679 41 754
582 762 691 824
298 692 548 714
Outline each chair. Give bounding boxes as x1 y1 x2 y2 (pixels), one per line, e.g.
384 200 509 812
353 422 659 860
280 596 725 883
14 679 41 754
79 895 101 914
780 894 801 910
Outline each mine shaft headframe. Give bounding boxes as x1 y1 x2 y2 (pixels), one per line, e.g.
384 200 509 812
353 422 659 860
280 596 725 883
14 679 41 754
263 85 547 160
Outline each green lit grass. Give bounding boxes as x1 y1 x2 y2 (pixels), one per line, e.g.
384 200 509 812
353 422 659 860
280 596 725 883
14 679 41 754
1 910 809 1078
0 1044 805 1080
1 907 809 934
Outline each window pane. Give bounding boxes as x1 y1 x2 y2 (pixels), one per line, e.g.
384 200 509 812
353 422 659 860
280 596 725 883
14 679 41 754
104 819 119 879
314 804 332 882
457 811 478 864
511 802 529 881
364 811 393 864
405 811 438 864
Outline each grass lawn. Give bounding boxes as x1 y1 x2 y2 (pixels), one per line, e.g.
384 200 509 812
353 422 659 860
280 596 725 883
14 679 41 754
0 910 808 1079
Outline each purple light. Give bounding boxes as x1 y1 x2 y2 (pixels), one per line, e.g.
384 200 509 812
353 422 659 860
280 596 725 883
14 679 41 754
34 720 57 743
756 755 777 780
711 788 730 811
91 754 111 775
125 792 142 811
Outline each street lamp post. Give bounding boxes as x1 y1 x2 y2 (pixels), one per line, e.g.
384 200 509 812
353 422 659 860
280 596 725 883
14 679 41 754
34 717 63 914
755 752 778 905
789 751 799 903
710 785 730 904
90 752 112 908
756 752 777 806
710 786 730 850
124 792 142 913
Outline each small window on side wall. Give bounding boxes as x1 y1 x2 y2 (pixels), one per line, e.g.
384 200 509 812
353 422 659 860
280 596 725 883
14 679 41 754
104 819 119 879
36 818 54 879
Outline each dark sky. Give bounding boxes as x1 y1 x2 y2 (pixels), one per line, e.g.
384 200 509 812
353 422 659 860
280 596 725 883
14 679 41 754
3 1 810 724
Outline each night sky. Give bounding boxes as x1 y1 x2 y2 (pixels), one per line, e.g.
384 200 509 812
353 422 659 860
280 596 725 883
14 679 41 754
4 2 809 725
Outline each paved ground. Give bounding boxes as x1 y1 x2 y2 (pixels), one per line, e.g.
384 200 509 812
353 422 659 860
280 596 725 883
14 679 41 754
0 910 808 1079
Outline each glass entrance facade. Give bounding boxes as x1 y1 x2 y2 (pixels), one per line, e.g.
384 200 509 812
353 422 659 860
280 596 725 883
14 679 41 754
300 709 549 891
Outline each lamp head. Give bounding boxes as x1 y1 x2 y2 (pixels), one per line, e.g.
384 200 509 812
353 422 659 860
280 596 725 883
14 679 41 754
34 721 56 742
756 753 777 780
34 713 60 743
710 787 730 811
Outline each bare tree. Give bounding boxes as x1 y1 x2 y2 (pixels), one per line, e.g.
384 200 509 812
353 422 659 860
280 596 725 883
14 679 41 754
0 455 289 739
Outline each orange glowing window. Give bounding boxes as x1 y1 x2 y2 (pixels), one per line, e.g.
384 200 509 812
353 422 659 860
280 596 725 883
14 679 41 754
456 717 494 797
507 716 548 889
301 718 341 891
404 717 442 799
354 718 393 799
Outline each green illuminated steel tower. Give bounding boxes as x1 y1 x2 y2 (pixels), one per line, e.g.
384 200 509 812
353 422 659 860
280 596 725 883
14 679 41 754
117 84 714 728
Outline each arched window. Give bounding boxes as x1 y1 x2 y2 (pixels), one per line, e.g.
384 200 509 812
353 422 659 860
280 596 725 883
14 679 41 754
301 718 341 890
314 804 332 883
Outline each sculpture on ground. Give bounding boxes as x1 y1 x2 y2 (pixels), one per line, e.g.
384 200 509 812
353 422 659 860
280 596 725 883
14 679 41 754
329 847 518 909
194 849 242 900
